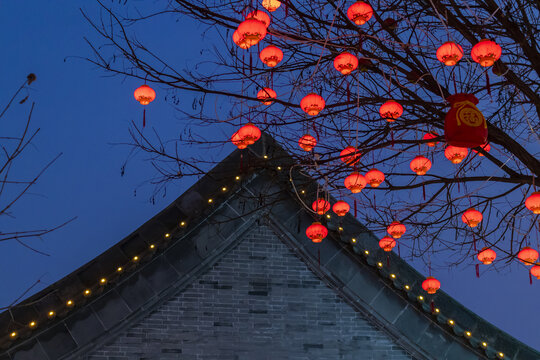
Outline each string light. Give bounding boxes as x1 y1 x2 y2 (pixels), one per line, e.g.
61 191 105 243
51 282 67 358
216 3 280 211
404 285 410 291
263 155 268 159
364 250 369 255
9 332 17 338
464 331 472 338
133 256 139 262
180 221 186 227
277 166 282 170
235 176 240 181
448 319 455 326
390 274 396 279
164 233 170 238
100 278 107 285
377 262 383 268
66 300 74 307
208 199 213 203
222 187 227 191
326 214 331 219
351 238 357 244
434 308 440 313
84 289 91 297
47 310 56 318
338 226 343 231
481 342 488 348
28 321 36 328
301 190 305 194
498 352 504 358
418 295 424 302
117 266 123 273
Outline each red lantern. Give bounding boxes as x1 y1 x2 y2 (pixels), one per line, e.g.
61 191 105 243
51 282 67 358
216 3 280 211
233 30 250 49
444 145 468 164
365 168 385 187
134 85 156 105
410 156 432 176
312 199 331 215
237 18 267 47
340 146 361 166
246 10 271 28
379 100 403 122
257 88 277 105
237 123 261 145
436 42 464 66
259 45 283 67
347 1 373 25
333 52 358 75
477 247 496 265
231 131 248 149
387 221 406 239
472 143 491 156
379 236 396 252
471 39 502 67
344 172 367 194
306 222 328 243
333 200 350 216
300 93 325 116
461 208 483 228
422 276 441 294
445 93 487 148
518 247 539 266
262 0 281 12
299 134 317 152
525 192 540 214
423 132 439 147
531 264 540 280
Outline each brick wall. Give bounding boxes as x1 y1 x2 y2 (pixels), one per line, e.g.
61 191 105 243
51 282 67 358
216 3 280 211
82 224 414 360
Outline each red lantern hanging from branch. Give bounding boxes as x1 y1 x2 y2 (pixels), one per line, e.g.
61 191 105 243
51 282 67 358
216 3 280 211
462 208 483 228
518 247 539 266
379 236 396 252
231 131 248 149
422 276 441 294
233 30 250 49
312 199 331 215
387 221 406 239
472 143 491 156
347 1 373 25
344 172 367 193
333 52 359 75
299 134 317 152
365 168 385 187
525 192 540 214
477 248 496 265
246 10 271 28
410 156 432 175
445 93 487 148
237 123 261 145
444 145 468 164
436 42 464 66
423 132 439 147
257 88 277 105
259 45 283 67
300 93 325 116
379 100 403 122
333 200 350 216
262 0 281 12
340 146 361 166
237 18 267 47
531 265 540 280
306 222 328 243
471 39 502 67
134 85 156 105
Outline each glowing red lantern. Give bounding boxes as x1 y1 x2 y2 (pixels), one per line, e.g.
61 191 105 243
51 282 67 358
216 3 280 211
423 132 439 147
347 1 373 25
306 222 328 243
461 208 483 228
436 42 464 66
299 134 317 152
257 88 277 105
477 247 496 265
262 0 281 12
246 10 271 28
237 123 261 145
231 131 248 149
445 93 487 148
134 85 156 105
333 52 358 75
471 39 502 67
232 30 250 49
340 146 361 166
379 100 403 122
422 276 441 294
472 143 491 156
312 199 331 215
365 168 385 187
333 200 350 216
237 18 267 47
531 264 540 280
344 172 367 194
379 236 396 252
259 45 283 67
525 192 540 214
518 247 539 266
387 221 406 239
300 93 325 116
410 156 432 176
444 146 468 164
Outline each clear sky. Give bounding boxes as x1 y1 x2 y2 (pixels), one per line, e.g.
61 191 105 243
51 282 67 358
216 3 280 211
1 0 538 351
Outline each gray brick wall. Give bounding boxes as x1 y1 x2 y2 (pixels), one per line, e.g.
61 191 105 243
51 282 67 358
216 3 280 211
82 224 414 360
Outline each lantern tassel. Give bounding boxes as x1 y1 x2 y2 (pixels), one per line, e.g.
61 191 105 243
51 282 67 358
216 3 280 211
354 199 357 217
422 183 426 201
475 264 480 278
530 271 533 285
250 53 253 75
473 235 477 251
430 300 435 313
239 153 243 173
318 249 320 267
386 255 390 267
485 72 492 99
143 108 146 128
397 242 401 257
